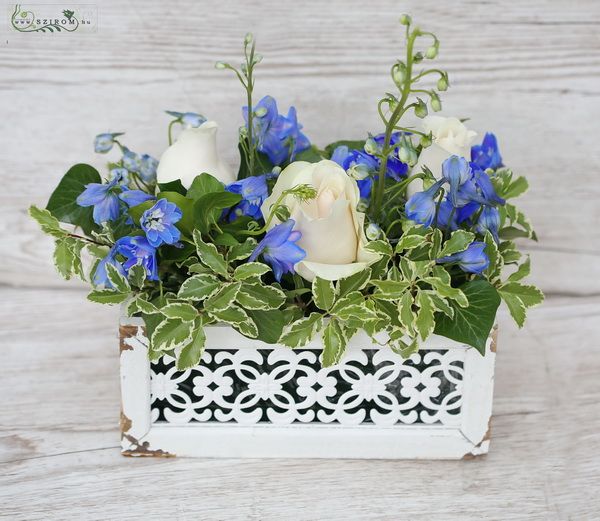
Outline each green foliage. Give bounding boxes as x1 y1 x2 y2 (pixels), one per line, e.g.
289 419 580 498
434 280 501 354
312 277 337 311
322 319 346 367
46 164 101 235
498 281 544 328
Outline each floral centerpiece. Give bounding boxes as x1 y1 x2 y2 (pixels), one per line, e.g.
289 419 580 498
30 15 543 374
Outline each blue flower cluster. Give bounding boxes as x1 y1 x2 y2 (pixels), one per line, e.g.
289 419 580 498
331 132 408 199
244 96 310 165
249 219 306 281
405 133 504 274
225 175 269 221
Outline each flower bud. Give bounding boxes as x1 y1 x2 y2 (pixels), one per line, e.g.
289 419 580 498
437 74 449 91
425 43 439 59
253 53 263 64
274 205 291 222
399 14 412 26
413 52 424 63
364 137 378 156
420 133 433 148
348 164 370 181
392 63 406 86
357 198 369 213
366 223 382 241
244 33 254 45
215 61 227 69
430 92 442 112
414 98 428 118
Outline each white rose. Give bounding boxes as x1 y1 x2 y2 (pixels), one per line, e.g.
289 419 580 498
261 159 380 281
156 120 234 188
407 115 477 196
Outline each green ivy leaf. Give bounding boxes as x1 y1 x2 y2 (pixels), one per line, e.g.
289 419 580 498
312 277 337 311
152 318 195 351
87 289 129 305
46 164 101 235
193 230 229 277
434 280 501 354
161 302 198 322
279 313 323 348
29 205 66 238
193 192 242 234
233 262 271 281
236 283 286 310
438 230 475 257
322 319 346 367
177 274 221 301
186 173 224 200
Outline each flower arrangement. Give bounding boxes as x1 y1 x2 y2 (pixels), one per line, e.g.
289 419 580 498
30 16 543 370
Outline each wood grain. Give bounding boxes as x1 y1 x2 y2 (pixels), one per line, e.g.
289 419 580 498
1 0 599 518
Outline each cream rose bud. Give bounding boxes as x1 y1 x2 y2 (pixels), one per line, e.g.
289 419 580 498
407 116 477 197
261 160 380 282
156 120 234 189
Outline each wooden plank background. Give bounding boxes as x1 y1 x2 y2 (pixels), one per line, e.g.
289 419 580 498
1 0 599 519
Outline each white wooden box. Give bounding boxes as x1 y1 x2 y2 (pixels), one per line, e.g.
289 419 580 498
119 317 496 460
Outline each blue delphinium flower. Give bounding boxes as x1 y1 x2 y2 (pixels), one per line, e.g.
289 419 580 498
442 155 472 207
115 236 159 281
226 175 268 221
119 188 156 208
76 176 121 224
405 180 445 227
139 154 159 183
471 164 505 206
373 131 408 181
244 96 310 165
109 167 129 186
93 246 126 287
166 110 207 128
438 241 490 274
140 199 182 247
122 147 141 173
249 219 306 281
476 206 501 242
94 132 123 154
471 132 503 171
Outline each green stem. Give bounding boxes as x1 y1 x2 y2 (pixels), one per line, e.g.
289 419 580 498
245 41 256 177
411 69 445 82
167 120 178 146
372 30 418 221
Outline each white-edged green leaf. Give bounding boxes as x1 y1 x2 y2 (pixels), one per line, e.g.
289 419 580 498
106 262 130 292
87 289 129 305
161 302 198 322
279 313 323 348
338 268 371 296
209 306 258 338
177 324 206 370
396 233 426 252
429 229 443 259
204 282 241 312
227 239 257 262
129 296 159 315
312 277 337 311
233 262 270 281
427 292 454 319
439 230 475 257
236 283 286 310
53 238 75 279
177 274 220 301
399 291 416 332
499 291 527 328
333 303 379 322
499 282 544 308
151 318 195 351
365 239 393 256
322 319 346 367
193 230 228 277
330 291 364 314
128 264 147 288
415 291 435 341
29 205 66 238
483 231 501 281
507 256 531 282
424 277 468 308
370 280 411 300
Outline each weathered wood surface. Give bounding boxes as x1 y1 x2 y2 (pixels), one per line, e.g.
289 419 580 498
1 0 599 519
1 289 599 520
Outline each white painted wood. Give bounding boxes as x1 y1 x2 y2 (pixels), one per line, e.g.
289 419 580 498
119 318 495 459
